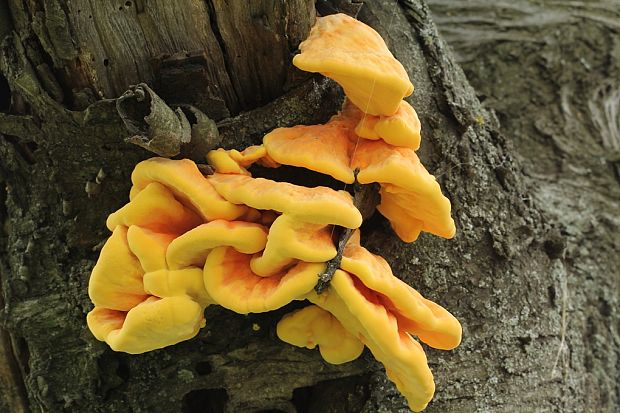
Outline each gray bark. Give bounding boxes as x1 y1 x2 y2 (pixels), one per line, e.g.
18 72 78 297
427 2 620 411
0 1 617 413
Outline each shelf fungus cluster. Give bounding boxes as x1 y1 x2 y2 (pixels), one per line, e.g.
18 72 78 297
87 13 461 412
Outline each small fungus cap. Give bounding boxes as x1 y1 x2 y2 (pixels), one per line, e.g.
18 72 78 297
166 220 268 270
207 148 251 175
107 182 201 233
228 145 268 167
351 140 456 241
293 14 413 116
250 214 336 277
277 305 364 364
131 157 247 221
355 100 422 150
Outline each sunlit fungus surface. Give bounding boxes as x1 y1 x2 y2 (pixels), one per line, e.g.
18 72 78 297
87 13 461 412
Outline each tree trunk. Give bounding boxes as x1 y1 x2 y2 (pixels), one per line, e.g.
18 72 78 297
0 1 617 413
426 2 620 411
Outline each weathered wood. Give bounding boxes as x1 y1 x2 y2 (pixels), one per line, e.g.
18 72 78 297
8 0 313 118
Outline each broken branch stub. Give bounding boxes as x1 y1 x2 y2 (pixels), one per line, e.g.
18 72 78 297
177 104 221 162
116 83 191 157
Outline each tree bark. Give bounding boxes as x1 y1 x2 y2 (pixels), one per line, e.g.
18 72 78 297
0 1 617 413
427 2 620 411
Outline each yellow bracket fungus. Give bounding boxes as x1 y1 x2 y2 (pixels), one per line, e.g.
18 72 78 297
126 226 176 272
88 296 205 354
87 12 461 412
307 270 435 412
131 157 247 221
263 117 357 183
89 226 148 311
355 100 422 150
259 102 454 242
341 232 461 350
87 224 210 354
107 182 201 234
293 13 413 116
206 148 251 175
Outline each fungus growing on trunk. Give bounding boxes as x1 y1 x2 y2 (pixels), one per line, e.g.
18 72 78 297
86 12 461 412
203 247 323 314
250 214 336 277
107 182 201 233
257 100 455 242
274 231 461 411
207 173 362 229
351 139 456 241
263 114 357 183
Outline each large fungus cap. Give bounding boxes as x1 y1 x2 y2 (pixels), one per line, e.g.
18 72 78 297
277 305 364 365
263 118 356 183
293 13 413 116
88 224 211 353
308 270 435 412
208 174 362 229
131 157 247 221
355 100 422 150
89 226 147 311
204 247 324 314
107 182 202 233
341 232 461 350
351 140 455 241
87 296 205 354
250 214 336 277
166 220 268 270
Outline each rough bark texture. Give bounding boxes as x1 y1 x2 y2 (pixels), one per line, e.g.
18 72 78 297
427 2 620 411
0 1 617 413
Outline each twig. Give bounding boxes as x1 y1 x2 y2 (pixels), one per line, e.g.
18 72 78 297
315 227 354 294
315 177 381 294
